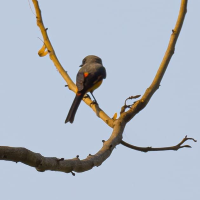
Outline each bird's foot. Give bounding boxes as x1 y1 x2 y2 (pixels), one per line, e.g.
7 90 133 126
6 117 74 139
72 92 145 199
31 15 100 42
83 94 91 99
90 100 98 106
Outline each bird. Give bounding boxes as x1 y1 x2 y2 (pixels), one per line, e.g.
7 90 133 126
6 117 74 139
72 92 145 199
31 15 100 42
65 55 106 123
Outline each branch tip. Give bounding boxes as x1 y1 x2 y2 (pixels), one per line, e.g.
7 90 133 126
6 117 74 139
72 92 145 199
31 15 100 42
121 135 196 153
181 145 191 148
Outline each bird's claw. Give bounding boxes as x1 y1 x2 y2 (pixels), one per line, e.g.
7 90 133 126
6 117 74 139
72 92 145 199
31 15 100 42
83 94 91 99
90 100 98 106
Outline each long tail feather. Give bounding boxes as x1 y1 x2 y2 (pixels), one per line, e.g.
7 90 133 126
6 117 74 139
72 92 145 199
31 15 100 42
65 94 84 123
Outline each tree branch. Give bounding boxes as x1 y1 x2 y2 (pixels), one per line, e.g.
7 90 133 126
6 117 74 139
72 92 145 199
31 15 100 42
0 0 193 174
122 0 188 123
0 120 125 174
31 0 114 128
121 136 197 153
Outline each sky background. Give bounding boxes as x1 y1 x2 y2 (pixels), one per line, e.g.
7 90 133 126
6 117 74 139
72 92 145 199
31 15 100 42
0 1 199 199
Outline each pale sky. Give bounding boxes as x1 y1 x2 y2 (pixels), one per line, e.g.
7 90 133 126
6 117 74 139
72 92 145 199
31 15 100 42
0 1 199 200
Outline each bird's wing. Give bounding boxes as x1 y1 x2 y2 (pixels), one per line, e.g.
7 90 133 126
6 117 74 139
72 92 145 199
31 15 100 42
76 72 85 92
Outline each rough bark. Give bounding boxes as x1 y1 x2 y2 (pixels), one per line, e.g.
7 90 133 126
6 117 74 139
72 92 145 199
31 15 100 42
0 0 196 174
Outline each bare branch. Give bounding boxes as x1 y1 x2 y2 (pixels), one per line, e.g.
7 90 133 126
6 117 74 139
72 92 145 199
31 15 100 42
1 0 193 174
32 0 74 90
122 0 188 123
121 136 197 153
120 95 141 114
0 120 125 173
31 0 114 127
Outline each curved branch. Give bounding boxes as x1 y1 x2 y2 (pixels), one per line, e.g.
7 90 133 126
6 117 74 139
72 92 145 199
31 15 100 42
32 1 74 90
0 120 125 174
32 0 114 127
1 0 192 174
122 0 188 122
121 136 197 153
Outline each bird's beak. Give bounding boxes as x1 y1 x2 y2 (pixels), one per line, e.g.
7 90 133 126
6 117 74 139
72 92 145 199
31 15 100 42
79 64 83 68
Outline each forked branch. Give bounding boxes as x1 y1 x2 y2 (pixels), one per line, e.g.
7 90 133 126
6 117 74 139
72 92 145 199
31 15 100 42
121 136 197 153
0 0 194 174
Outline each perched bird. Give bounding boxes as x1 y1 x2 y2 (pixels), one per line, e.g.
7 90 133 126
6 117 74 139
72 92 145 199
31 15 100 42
65 55 106 123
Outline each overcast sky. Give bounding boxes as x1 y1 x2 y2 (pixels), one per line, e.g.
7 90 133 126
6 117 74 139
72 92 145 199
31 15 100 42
0 1 199 200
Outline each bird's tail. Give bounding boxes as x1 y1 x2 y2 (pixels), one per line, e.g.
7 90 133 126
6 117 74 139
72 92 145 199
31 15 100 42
65 93 84 123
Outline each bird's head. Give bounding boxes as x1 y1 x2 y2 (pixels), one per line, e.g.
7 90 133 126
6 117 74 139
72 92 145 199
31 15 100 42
79 55 102 67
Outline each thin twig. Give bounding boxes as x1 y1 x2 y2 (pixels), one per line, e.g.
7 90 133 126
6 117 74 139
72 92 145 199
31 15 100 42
121 136 197 153
28 0 36 16
120 95 141 114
